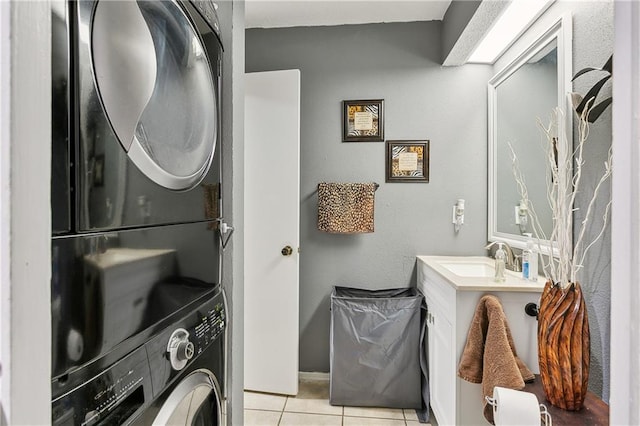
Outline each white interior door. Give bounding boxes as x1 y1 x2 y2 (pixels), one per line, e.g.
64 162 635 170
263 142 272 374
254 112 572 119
244 70 300 395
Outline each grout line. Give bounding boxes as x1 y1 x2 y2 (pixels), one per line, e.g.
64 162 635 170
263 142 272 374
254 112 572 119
283 411 343 417
278 396 287 425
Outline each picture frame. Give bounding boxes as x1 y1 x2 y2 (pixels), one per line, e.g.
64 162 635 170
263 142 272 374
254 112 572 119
342 99 384 142
385 140 429 183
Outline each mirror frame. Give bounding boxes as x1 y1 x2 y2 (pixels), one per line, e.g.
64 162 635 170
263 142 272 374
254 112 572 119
487 13 572 254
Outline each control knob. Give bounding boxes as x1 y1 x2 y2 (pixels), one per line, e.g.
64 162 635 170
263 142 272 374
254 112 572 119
176 340 195 362
167 328 194 371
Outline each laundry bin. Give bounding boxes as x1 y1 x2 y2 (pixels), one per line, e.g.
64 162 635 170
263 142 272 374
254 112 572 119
329 286 426 408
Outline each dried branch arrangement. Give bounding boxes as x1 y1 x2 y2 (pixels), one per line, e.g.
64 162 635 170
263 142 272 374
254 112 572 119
509 98 612 289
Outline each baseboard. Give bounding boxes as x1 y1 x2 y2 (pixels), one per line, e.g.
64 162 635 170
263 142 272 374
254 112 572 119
299 371 330 381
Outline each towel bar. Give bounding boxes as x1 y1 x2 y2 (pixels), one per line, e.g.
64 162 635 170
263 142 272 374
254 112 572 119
315 182 379 192
525 302 539 319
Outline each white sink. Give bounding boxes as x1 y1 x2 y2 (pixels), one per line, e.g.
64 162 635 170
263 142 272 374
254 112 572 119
417 255 547 291
438 261 495 277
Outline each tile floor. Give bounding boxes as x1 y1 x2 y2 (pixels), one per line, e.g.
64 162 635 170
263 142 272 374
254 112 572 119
244 379 433 426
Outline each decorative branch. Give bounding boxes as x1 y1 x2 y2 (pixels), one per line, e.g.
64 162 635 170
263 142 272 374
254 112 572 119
573 146 613 280
509 98 611 289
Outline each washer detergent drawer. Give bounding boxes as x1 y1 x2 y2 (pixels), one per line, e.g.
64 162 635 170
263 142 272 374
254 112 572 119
51 346 152 426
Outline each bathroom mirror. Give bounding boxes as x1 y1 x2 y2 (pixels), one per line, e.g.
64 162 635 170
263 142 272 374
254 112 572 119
488 14 572 253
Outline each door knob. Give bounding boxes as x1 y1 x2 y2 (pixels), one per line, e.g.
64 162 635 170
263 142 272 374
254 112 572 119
281 245 293 256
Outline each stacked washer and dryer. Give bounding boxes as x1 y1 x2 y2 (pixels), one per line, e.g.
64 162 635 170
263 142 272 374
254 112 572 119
51 1 227 424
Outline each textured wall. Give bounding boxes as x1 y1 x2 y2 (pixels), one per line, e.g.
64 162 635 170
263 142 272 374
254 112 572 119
572 1 614 401
246 22 493 372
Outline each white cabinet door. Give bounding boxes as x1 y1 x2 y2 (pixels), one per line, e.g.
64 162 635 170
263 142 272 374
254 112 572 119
427 301 456 426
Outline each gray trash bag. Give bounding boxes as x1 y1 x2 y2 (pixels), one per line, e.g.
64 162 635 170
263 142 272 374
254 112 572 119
329 286 428 413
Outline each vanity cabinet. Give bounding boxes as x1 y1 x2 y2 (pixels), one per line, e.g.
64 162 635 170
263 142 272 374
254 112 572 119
424 288 455 426
417 256 545 426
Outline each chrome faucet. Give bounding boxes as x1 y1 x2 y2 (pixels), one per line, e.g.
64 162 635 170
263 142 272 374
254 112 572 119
485 241 522 272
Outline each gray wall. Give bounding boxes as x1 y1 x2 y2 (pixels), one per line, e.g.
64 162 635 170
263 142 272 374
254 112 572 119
571 1 614 401
246 22 493 372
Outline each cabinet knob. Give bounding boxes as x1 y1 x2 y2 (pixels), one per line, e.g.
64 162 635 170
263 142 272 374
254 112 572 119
281 245 293 256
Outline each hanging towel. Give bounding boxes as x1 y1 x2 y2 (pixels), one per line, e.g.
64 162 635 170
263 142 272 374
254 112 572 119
317 182 376 234
457 294 535 424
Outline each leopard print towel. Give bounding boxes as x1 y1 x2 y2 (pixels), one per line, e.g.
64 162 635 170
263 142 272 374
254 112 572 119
317 182 376 234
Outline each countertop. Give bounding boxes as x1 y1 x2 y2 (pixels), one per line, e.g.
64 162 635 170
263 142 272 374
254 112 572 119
526 375 609 425
417 255 547 292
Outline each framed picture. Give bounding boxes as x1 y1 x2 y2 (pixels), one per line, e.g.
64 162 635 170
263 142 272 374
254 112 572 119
342 99 384 142
385 140 429 183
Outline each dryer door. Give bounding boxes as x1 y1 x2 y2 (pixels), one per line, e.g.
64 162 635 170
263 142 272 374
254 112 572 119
91 0 217 191
152 370 222 425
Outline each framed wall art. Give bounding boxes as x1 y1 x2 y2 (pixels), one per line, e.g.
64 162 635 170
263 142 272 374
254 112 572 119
342 99 384 142
385 140 429 183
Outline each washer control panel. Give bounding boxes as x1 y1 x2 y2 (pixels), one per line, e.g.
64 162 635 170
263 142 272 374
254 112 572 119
144 289 226 397
192 299 226 357
52 346 152 426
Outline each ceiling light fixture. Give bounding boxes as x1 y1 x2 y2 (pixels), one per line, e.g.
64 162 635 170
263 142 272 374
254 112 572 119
467 0 554 64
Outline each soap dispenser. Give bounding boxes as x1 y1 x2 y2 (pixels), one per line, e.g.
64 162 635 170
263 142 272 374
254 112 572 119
523 233 538 281
494 242 506 283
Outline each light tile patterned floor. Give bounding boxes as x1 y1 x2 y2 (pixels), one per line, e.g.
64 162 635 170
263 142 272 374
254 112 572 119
244 379 433 426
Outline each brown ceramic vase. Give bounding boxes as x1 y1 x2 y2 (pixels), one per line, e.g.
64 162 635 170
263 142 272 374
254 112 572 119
537 281 590 410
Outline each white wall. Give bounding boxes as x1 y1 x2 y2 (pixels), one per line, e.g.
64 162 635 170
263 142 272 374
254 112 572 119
0 2 51 424
218 0 245 424
611 1 640 423
0 2 10 421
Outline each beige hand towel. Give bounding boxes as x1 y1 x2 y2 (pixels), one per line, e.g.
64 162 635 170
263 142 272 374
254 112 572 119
317 182 376 234
457 294 535 424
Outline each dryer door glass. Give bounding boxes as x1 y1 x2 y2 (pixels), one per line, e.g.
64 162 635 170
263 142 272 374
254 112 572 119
91 0 217 191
